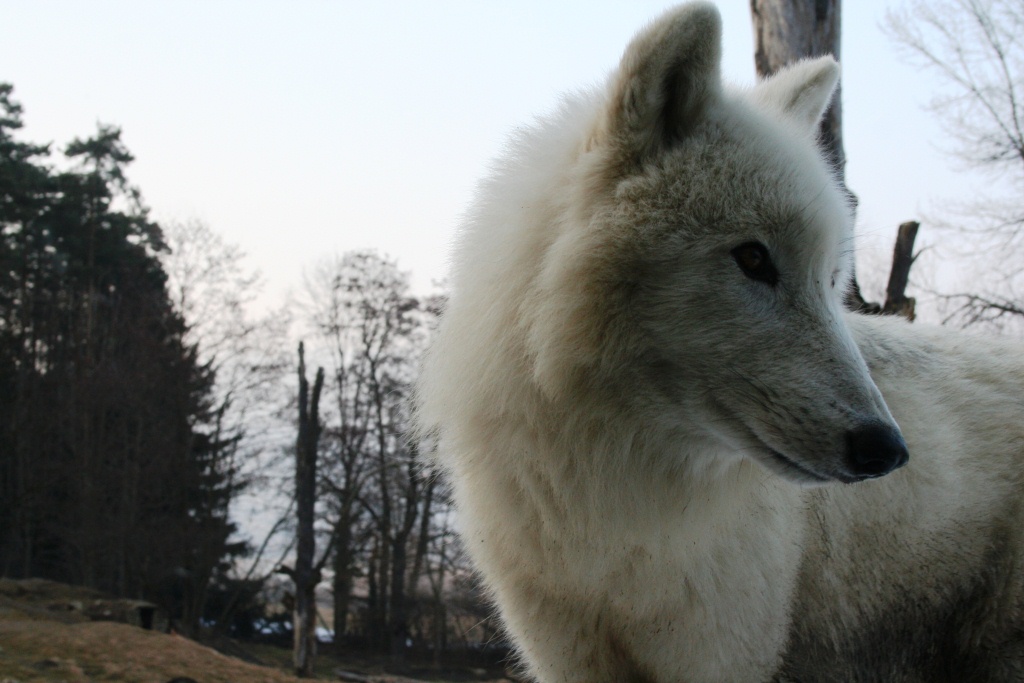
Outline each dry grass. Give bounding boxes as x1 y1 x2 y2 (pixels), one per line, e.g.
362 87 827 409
0 580 510 683
0 617 307 683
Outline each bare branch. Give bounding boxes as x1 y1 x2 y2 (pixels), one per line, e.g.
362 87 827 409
886 0 1024 326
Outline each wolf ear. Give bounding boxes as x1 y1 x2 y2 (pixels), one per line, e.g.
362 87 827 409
754 56 840 129
600 2 722 165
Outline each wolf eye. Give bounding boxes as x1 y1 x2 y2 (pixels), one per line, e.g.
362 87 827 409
731 242 778 286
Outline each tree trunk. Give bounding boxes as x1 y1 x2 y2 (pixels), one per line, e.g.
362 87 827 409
429 529 449 667
332 515 355 651
294 342 325 677
408 472 435 598
367 539 383 648
389 457 425 667
389 532 410 666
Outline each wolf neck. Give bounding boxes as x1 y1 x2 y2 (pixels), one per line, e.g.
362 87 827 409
506 399 803 550
474 402 806 678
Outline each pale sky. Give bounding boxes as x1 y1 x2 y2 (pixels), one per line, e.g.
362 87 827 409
1 1 974 305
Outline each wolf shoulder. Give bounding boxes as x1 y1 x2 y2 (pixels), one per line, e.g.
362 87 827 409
849 312 1024 400
847 311 1024 485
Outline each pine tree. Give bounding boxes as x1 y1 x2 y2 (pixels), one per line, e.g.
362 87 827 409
0 84 248 631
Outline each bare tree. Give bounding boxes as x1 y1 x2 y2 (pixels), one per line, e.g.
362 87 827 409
304 254 380 644
161 219 293 631
303 251 441 662
887 0 1024 327
161 219 290 458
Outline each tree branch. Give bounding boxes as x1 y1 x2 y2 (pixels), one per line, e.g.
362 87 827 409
882 221 921 320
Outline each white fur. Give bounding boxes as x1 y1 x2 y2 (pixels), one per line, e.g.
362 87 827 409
417 4 1024 681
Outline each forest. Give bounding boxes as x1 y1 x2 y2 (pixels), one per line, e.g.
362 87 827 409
0 82 246 619
0 81 494 672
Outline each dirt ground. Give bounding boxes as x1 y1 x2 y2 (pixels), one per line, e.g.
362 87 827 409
0 579 511 683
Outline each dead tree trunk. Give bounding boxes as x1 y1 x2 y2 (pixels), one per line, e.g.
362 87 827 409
294 342 324 677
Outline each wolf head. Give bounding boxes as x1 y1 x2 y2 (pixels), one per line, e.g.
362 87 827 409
424 2 908 486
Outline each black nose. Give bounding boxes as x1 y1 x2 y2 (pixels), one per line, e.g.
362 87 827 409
845 422 909 479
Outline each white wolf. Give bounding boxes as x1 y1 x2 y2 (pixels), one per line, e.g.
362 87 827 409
416 3 1024 681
